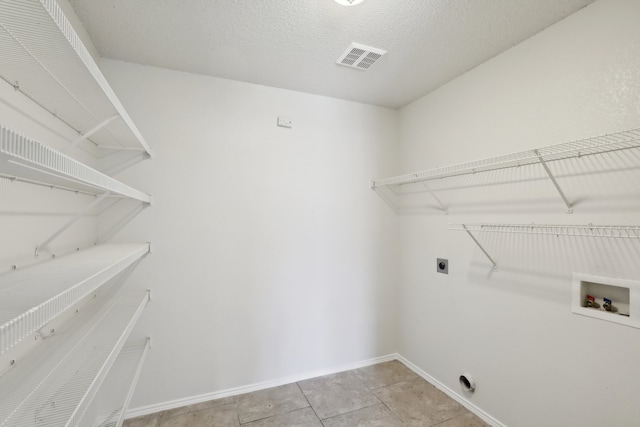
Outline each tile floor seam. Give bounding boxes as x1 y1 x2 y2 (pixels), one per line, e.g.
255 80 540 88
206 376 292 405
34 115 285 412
344 371 387 420
366 379 408 425
426 412 466 427
373 395 406 425
238 404 314 425
235 402 242 426
295 381 324 424
367 377 415 392
317 401 389 423
238 410 275 425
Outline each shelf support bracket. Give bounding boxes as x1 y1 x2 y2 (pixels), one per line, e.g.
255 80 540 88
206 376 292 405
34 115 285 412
533 149 573 213
35 192 111 258
97 146 147 153
462 225 497 271
421 182 448 214
65 113 120 152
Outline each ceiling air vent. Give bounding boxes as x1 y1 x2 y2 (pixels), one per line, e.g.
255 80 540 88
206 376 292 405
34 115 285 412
336 42 386 71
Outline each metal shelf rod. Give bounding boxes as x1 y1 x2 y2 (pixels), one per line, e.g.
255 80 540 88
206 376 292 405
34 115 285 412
0 73 96 147
0 174 126 197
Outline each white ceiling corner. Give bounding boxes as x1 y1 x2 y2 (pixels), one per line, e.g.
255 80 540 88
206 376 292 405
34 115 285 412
67 0 597 109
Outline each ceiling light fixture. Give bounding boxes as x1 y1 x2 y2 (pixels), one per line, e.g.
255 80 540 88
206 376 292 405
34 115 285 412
334 0 364 6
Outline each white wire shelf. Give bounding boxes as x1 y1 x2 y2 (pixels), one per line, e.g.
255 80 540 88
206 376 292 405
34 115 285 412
449 223 640 239
80 339 150 427
449 223 640 271
0 243 149 357
0 124 151 203
0 289 150 427
0 0 152 156
372 128 640 187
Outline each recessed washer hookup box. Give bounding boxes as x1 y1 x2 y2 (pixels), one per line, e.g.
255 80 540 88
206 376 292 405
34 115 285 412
572 273 640 329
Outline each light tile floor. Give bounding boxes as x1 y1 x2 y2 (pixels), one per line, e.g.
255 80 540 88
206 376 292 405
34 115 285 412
124 360 488 427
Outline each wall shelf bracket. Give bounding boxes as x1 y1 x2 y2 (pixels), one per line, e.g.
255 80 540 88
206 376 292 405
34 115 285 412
35 191 111 258
533 149 573 213
65 114 120 152
421 181 448 214
461 224 497 271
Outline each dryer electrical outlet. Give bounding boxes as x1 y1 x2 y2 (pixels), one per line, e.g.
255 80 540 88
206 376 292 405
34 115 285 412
437 258 448 274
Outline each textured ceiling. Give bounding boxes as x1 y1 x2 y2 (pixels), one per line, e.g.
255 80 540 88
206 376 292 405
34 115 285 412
68 0 596 109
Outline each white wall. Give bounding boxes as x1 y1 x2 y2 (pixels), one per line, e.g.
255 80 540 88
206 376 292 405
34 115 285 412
97 60 400 410
397 0 640 426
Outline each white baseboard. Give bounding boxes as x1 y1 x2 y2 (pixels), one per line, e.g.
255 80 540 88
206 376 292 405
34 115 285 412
395 354 506 427
125 353 397 419
126 353 505 426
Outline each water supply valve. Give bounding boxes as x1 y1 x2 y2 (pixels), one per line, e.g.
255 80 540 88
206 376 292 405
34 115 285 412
585 294 597 308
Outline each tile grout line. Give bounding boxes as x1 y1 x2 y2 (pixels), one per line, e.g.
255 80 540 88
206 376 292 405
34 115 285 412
347 370 389 422
236 383 312 425
297 371 387 424
239 405 314 425
366 376 416 426
318 401 389 425
235 399 242 426
294 381 324 426
233 395 243 427
369 390 406 425
430 411 472 427
311 364 408 425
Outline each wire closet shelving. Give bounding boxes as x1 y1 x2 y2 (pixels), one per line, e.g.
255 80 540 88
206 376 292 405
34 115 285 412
0 244 150 357
0 289 150 427
0 124 151 203
449 223 640 271
0 0 152 156
0 1 154 425
372 128 640 213
79 339 150 427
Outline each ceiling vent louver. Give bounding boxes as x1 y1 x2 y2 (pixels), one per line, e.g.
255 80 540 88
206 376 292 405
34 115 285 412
336 42 386 71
